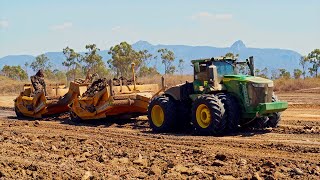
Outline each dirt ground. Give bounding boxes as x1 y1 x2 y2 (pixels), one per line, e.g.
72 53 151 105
0 91 319 179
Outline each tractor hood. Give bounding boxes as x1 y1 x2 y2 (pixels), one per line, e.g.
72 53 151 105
223 75 273 85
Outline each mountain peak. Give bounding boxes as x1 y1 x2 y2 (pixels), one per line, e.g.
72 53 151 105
230 40 246 50
133 40 152 46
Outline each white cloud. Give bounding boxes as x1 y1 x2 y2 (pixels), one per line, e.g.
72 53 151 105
50 22 73 31
0 20 9 29
111 26 121 32
191 12 233 21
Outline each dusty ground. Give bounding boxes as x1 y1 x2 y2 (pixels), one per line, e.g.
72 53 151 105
0 91 319 179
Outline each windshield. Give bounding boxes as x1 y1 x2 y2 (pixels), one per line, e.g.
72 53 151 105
213 61 235 76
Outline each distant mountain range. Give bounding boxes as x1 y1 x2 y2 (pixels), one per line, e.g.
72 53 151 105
0 40 302 75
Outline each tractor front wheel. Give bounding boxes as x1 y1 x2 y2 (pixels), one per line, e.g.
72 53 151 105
266 94 281 128
148 96 177 132
191 95 225 135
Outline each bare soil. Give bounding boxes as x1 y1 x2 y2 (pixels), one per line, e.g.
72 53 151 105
0 91 319 179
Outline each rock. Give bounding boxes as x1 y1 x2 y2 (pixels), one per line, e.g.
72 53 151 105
191 166 203 174
27 164 38 171
136 172 147 179
51 145 59 152
237 158 247 166
167 161 175 168
149 165 162 176
97 155 106 163
0 170 6 177
263 160 276 168
264 175 275 180
82 171 93 180
215 154 227 161
76 157 87 163
252 172 263 180
173 164 189 174
119 157 130 164
82 152 91 158
133 154 148 167
292 167 303 175
280 166 291 172
212 160 226 167
33 120 40 126
274 171 285 179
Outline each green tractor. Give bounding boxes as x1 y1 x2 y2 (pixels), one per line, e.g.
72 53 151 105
147 56 288 135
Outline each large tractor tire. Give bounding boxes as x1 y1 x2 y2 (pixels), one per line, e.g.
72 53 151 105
217 93 240 133
147 96 177 132
191 95 226 135
266 94 281 128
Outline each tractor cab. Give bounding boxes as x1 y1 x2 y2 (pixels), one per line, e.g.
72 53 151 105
191 57 237 92
191 56 256 93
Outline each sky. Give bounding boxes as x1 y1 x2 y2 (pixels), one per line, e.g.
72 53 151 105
0 0 319 57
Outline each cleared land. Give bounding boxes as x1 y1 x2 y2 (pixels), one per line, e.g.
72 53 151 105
0 91 319 179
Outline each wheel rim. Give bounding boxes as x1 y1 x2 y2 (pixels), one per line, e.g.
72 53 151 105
196 104 211 128
151 105 165 127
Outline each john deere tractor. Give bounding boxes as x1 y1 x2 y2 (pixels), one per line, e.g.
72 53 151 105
147 56 288 135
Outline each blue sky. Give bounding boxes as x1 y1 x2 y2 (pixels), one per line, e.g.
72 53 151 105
0 0 319 57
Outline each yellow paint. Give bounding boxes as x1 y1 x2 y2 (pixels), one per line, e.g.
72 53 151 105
151 105 164 127
196 104 211 128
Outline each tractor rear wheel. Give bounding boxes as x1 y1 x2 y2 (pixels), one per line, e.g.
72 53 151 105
217 93 240 133
148 96 177 132
191 95 225 135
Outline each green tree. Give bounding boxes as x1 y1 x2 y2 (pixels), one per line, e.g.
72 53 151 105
1 65 28 80
157 48 176 74
83 44 109 77
307 49 320 77
279 68 291 79
24 62 29 76
62 46 82 80
237 63 249 75
137 49 156 76
30 54 52 72
299 56 308 79
293 69 302 79
137 66 159 77
108 42 142 77
271 69 279 80
44 69 67 82
178 59 185 75
255 67 268 78
224 52 239 59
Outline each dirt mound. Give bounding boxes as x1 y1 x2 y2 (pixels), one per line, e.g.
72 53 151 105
82 78 108 97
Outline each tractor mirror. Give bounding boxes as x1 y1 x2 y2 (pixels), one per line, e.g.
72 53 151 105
194 62 200 73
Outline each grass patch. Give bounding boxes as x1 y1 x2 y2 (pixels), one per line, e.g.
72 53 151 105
274 77 320 92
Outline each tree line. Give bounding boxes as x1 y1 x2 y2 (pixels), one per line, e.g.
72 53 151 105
0 42 186 81
1 42 319 81
225 49 320 80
